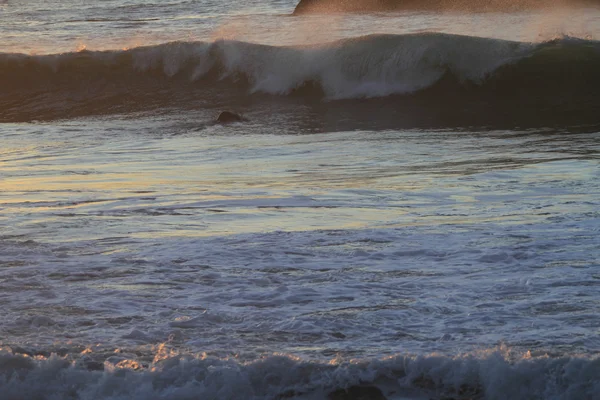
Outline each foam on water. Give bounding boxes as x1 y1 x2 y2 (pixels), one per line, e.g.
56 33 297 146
1 346 599 400
1 122 599 362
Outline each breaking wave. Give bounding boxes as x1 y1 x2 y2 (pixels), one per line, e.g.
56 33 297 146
1 33 599 125
1 346 598 400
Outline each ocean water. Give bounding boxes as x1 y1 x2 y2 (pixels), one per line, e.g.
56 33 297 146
1 1 600 399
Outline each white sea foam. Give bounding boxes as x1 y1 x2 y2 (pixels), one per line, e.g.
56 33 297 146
1 121 599 358
128 33 536 98
0 347 598 400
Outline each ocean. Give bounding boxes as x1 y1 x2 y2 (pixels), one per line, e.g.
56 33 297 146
1 1 600 399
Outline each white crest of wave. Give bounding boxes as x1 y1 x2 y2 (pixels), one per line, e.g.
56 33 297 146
128 33 534 99
0 347 598 399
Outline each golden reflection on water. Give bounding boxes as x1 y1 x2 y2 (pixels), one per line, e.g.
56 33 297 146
1 173 152 193
3 122 597 243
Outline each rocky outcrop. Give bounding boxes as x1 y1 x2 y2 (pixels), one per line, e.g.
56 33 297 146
293 0 597 15
216 111 246 124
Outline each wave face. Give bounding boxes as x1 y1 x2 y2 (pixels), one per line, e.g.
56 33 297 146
1 33 600 126
1 347 599 400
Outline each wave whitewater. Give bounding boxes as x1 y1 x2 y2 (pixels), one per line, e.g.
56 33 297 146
1 346 598 400
1 33 600 125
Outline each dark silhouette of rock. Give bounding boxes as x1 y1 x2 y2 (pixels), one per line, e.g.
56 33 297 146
293 0 599 15
294 0 394 14
216 111 246 124
328 386 387 400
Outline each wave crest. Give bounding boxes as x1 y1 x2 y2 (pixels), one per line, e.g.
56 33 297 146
1 33 599 124
1 346 598 400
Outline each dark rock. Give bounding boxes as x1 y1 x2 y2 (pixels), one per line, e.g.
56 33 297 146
294 0 393 14
328 386 387 400
216 111 246 124
293 0 598 15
